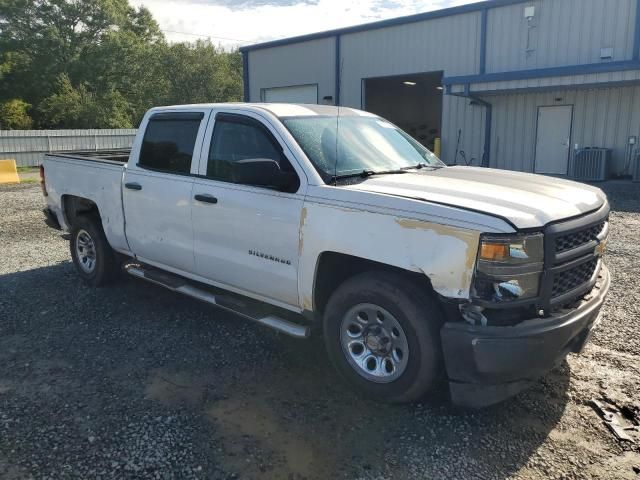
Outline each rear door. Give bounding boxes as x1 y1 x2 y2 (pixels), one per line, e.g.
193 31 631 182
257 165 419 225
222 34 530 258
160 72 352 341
191 110 306 307
534 105 573 175
123 110 210 272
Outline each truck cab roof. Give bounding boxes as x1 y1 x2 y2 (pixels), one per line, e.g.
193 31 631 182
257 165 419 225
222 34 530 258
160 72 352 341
148 103 375 119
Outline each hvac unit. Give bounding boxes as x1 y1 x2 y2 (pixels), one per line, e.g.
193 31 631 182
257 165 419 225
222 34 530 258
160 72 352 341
634 151 640 182
570 148 612 182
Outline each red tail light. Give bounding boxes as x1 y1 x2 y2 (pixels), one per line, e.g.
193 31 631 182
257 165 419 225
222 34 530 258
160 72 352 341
40 165 48 196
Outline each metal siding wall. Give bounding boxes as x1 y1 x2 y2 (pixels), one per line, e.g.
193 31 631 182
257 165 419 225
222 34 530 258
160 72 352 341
488 85 640 175
247 37 336 103
0 129 137 167
441 95 486 166
486 0 637 73
339 11 482 108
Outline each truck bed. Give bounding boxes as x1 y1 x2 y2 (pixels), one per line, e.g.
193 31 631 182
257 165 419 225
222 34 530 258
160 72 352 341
43 149 130 254
50 148 131 164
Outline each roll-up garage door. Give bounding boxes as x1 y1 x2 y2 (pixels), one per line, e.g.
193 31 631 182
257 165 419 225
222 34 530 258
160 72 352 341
262 84 318 104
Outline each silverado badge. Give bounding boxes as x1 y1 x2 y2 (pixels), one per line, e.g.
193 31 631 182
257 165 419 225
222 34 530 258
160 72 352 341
248 250 292 265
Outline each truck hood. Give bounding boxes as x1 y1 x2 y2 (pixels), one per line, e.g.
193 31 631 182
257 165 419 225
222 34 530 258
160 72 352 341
343 166 606 230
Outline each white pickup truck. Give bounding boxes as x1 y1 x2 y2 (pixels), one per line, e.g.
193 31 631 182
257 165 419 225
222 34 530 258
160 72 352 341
41 103 611 408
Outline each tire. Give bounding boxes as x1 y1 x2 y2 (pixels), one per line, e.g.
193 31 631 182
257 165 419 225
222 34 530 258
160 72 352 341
323 271 444 403
69 215 118 287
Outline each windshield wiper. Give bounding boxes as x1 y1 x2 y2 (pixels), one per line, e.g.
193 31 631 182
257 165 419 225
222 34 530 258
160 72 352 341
360 169 409 178
333 169 408 180
402 163 444 171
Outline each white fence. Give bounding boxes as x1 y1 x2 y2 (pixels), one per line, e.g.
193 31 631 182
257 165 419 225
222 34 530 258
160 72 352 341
0 129 137 167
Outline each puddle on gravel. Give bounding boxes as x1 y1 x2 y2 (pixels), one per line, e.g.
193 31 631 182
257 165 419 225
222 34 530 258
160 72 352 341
144 361 393 479
145 370 207 406
145 368 337 478
208 396 321 479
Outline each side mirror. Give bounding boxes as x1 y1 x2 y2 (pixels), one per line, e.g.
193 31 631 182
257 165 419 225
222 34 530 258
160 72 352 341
231 158 297 191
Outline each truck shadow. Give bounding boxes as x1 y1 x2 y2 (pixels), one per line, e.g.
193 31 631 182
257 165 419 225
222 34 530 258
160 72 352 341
0 262 571 479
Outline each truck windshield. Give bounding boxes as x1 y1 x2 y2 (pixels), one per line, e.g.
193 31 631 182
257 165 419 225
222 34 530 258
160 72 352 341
282 115 445 181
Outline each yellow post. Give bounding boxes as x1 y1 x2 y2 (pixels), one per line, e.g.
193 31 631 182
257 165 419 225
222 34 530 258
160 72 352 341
434 138 441 158
0 159 20 184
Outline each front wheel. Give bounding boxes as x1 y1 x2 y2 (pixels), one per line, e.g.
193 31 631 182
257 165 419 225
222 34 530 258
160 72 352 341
69 215 118 287
323 272 444 403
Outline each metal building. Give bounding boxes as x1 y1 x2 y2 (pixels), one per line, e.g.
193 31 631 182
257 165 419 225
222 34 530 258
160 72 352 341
240 0 640 178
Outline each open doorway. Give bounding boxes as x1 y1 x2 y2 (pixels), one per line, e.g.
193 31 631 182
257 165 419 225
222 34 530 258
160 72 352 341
363 71 443 151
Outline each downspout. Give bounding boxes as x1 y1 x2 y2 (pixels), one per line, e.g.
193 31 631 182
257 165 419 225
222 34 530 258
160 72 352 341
634 0 640 60
242 50 250 102
446 84 492 168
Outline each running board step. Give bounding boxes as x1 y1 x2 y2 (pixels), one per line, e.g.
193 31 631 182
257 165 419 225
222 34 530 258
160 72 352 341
125 265 310 339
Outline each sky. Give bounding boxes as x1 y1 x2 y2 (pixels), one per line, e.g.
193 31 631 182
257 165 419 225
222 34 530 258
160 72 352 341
129 0 483 49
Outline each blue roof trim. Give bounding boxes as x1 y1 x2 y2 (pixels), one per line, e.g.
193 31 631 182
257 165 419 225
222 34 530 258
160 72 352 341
464 78 640 95
240 0 531 52
443 60 640 85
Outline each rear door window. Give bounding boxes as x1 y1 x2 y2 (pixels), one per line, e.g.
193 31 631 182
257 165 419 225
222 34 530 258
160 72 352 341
139 112 204 174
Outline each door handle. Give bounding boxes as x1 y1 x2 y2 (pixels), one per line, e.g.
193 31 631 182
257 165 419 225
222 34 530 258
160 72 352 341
125 182 142 191
194 194 218 204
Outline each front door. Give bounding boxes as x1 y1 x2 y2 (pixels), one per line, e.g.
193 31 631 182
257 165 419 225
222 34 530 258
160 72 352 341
123 110 209 272
534 105 573 175
191 111 305 308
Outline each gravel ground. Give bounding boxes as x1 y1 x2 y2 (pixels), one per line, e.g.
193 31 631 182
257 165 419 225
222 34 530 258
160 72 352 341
0 182 639 480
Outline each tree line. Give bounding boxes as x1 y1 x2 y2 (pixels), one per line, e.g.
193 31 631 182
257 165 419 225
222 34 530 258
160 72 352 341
0 0 244 130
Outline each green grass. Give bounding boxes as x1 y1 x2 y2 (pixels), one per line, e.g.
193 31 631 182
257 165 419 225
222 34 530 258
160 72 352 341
17 166 39 172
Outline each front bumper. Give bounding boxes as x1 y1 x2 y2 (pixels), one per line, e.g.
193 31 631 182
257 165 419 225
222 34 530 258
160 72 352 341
441 265 611 408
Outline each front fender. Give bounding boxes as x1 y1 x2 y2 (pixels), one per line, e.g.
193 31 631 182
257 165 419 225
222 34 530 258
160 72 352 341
298 200 482 310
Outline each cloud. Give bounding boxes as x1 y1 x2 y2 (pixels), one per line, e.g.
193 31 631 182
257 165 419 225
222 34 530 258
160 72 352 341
130 0 482 48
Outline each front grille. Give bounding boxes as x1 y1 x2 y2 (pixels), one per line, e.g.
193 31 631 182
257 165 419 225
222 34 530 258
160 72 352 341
552 258 598 298
555 222 605 253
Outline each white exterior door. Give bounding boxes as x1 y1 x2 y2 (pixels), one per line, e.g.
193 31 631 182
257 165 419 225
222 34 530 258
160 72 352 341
123 110 209 272
262 84 318 104
191 111 306 308
534 105 573 175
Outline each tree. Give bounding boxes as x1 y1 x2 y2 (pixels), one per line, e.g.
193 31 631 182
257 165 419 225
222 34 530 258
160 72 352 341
0 0 135 107
0 1 244 129
161 41 243 106
79 22 169 126
39 74 132 128
0 99 33 129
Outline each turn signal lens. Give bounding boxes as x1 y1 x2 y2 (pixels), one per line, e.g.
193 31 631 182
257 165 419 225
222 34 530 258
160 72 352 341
478 234 544 265
480 243 509 261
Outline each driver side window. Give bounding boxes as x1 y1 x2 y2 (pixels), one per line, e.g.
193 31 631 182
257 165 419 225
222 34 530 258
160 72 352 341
207 114 297 191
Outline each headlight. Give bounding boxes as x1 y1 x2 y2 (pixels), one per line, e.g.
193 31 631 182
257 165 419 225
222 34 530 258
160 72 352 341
473 233 544 303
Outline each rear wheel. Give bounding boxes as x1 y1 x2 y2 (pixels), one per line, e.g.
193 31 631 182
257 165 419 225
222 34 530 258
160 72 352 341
323 272 444 403
70 215 118 287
